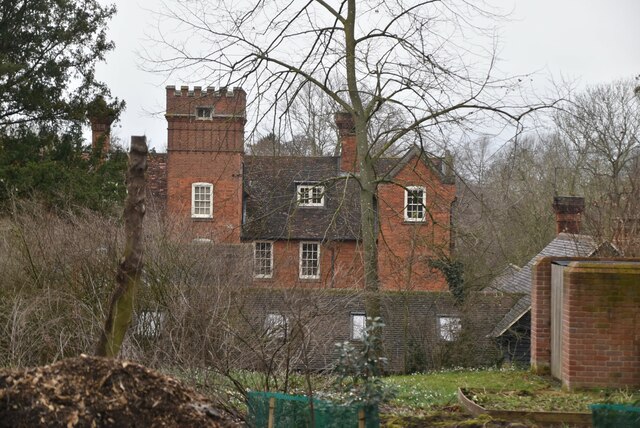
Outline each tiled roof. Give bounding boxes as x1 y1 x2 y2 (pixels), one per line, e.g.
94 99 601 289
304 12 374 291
241 150 448 241
241 156 361 240
488 233 600 337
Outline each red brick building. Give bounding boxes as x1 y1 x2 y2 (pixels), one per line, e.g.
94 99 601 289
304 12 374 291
159 85 456 291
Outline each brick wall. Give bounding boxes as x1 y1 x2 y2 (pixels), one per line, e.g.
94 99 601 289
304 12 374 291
562 262 640 389
531 257 553 373
165 86 246 242
531 257 640 389
167 152 243 242
147 153 167 212
377 156 456 291
241 288 513 372
252 240 365 289
532 256 636 373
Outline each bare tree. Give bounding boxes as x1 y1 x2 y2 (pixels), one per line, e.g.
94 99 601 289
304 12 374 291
149 0 548 344
280 83 340 156
250 83 415 157
553 79 640 247
453 78 640 288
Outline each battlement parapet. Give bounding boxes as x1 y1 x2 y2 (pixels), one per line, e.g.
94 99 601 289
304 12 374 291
166 85 246 118
166 85 245 98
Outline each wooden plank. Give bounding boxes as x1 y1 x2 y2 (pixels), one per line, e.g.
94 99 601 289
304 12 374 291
458 388 592 427
358 408 365 428
268 397 275 428
551 264 564 380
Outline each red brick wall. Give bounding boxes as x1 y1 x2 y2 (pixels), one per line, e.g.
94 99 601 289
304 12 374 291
252 240 365 289
147 153 167 213
340 134 357 173
532 257 640 389
531 256 636 374
377 157 456 291
562 262 640 389
531 257 553 373
335 112 358 173
167 152 243 242
165 86 245 242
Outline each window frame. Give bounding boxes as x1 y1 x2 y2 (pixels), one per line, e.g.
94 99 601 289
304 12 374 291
351 312 367 341
192 238 212 244
135 310 165 338
404 185 426 222
297 184 325 207
195 107 213 120
253 241 274 279
299 241 321 279
438 315 461 342
265 313 288 339
191 182 213 219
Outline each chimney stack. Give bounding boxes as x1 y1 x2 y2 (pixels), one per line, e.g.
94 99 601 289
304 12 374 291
88 96 117 158
89 116 114 157
552 196 585 235
335 112 358 173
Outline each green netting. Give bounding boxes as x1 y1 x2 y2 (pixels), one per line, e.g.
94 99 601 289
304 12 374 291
591 404 640 428
247 391 379 428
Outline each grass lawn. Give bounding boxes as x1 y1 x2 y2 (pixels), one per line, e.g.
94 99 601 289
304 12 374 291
172 366 640 426
385 367 550 409
386 367 640 413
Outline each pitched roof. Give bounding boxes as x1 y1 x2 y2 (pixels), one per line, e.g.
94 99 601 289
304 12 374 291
488 233 601 337
241 156 361 241
241 149 448 241
383 146 451 184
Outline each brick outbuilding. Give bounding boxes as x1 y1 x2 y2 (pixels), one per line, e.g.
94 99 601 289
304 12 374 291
531 258 640 389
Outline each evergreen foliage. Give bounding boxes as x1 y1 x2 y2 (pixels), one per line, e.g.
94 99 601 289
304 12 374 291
0 0 125 212
429 258 465 303
334 317 394 407
0 0 119 127
0 125 127 213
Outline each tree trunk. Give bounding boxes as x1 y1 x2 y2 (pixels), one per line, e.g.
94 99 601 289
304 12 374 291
95 136 148 357
344 0 383 356
359 128 383 357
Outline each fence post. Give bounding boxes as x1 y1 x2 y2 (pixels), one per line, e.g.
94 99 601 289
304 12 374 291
358 408 365 428
268 397 276 428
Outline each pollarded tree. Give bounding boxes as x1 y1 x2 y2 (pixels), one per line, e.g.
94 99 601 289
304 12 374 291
150 0 549 340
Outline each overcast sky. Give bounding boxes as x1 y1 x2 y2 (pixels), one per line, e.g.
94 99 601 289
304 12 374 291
93 0 640 151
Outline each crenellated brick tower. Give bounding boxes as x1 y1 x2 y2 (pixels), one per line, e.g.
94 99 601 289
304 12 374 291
165 85 246 242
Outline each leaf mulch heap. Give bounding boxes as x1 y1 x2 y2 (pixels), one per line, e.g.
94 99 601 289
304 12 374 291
0 354 239 427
